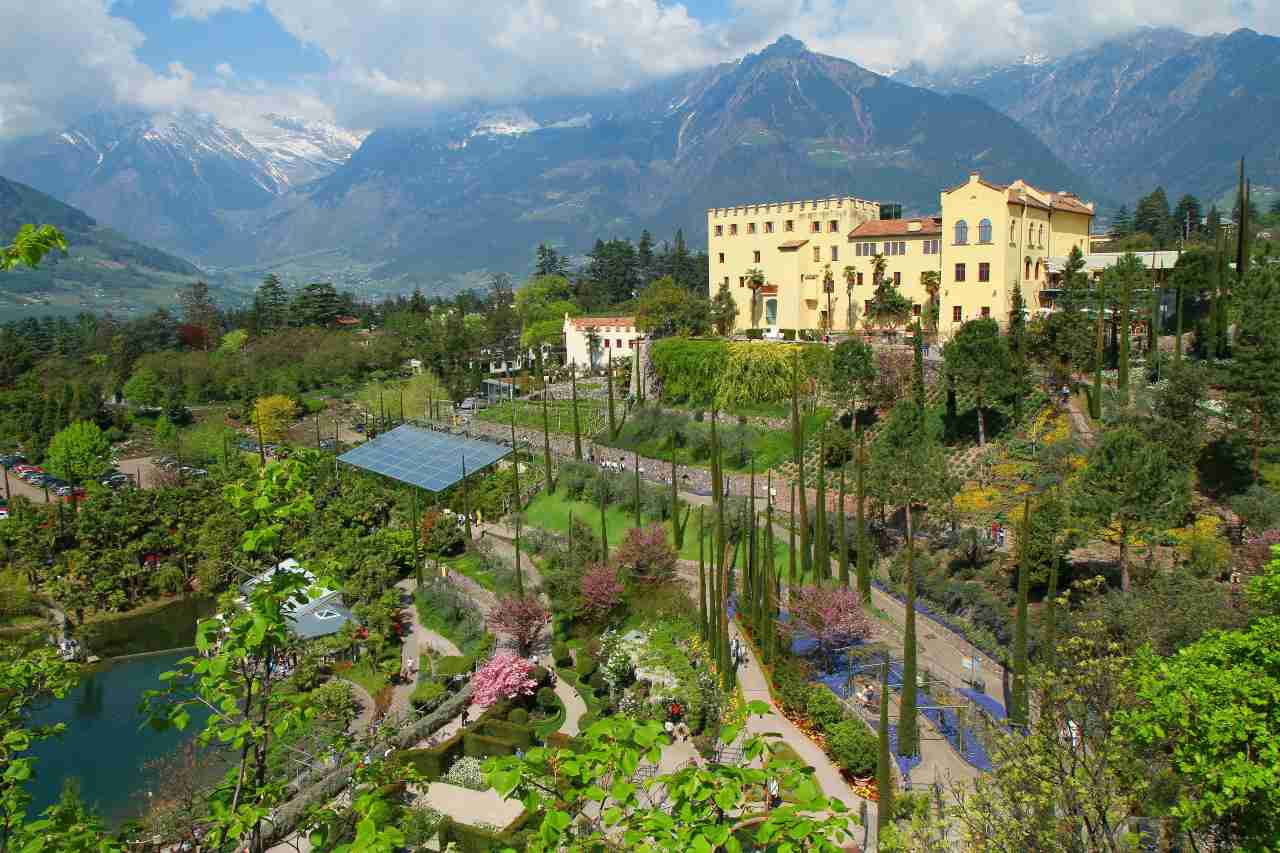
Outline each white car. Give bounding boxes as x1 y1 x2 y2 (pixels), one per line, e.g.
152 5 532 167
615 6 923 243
762 328 784 340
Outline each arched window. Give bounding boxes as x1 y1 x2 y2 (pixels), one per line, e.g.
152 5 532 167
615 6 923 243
1025 258 1032 279
1028 223 1035 244
978 218 992 243
1010 222 1016 243
1035 260 1042 280
765 298 778 327
954 220 969 245
1039 224 1045 246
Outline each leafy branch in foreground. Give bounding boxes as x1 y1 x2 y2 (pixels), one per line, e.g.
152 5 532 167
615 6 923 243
1 224 67 271
487 703 858 852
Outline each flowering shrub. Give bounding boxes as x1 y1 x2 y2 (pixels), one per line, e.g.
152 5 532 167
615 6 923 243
578 564 625 624
486 595 548 654
444 756 488 791
952 486 999 514
613 524 678 583
780 585 873 662
470 652 537 708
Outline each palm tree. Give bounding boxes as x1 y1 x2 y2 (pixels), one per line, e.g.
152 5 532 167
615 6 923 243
746 267 766 326
843 264 858 331
921 270 941 333
864 254 911 333
822 265 837 333
586 328 601 370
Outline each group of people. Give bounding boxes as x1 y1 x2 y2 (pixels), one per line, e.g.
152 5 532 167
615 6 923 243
988 521 1007 549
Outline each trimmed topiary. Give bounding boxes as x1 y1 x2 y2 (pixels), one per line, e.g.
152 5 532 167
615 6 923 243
552 642 572 667
807 684 846 732
537 686 558 710
575 654 596 679
826 720 877 777
507 707 530 724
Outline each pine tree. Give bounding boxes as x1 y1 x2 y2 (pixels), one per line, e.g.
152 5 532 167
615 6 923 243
876 659 894 833
253 274 288 333
1225 266 1280 478
1011 497 1031 727
1058 245 1088 313
1173 194 1203 241
1008 284 1030 423
1111 205 1133 237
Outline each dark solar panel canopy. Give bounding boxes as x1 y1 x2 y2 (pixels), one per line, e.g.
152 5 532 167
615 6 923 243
338 424 511 492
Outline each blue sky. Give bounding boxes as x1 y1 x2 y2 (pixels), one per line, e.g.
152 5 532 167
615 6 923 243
1 0 1277 139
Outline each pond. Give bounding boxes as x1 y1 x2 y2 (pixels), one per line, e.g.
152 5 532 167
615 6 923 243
25 649 215 828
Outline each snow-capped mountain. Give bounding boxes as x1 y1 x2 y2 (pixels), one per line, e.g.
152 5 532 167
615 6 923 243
0 110 365 258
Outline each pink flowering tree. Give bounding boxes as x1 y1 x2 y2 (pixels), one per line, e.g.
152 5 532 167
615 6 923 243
613 523 678 583
780 585 873 670
577 564 625 624
487 595 549 655
471 652 538 708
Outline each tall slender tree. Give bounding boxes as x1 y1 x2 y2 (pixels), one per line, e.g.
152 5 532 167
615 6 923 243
814 437 829 581
606 354 617 439
876 658 894 835
599 468 609 565
855 426 870 603
698 506 708 641
838 468 849 586
792 351 812 576
789 482 797 586
1011 497 1031 727
1092 275 1106 420
541 374 555 494
1236 159 1250 284
509 402 524 594
570 361 583 460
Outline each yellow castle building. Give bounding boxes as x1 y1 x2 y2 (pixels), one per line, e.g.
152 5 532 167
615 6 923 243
706 172 1094 338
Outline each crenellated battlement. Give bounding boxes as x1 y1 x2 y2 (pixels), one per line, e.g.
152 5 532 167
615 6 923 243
706 196 879 218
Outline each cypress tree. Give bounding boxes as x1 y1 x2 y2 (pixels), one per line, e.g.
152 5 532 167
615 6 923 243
898 505 919 757
570 361 583 460
670 440 683 549
541 374 555 494
599 468 609 565
510 403 524 595
792 351 811 577
1118 271 1132 398
855 426 870 603
838 468 849 586
763 504 776 664
1044 547 1059 673
788 481 797 586
748 457 757 606
698 506 708 641
814 436 829 581
1092 276 1105 419
1011 497 1031 727
876 658 894 835
1236 159 1249 284
1174 278 1185 364
633 453 641 530
606 354 617 439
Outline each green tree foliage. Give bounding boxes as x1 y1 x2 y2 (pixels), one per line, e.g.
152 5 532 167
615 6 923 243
123 366 163 408
1074 426 1191 593
534 243 570 277
290 281 343 327
1172 194 1203 241
585 238 640 304
1111 205 1132 237
710 280 738 336
1 224 67 270
1056 244 1089 314
178 280 220 349
943 318 1011 446
1224 265 1280 478
1122 616 1280 847
488 710 859 851
831 338 875 417
45 420 110 484
1146 361 1208 467
252 274 289 333
515 274 578 353
1133 186 1175 246
634 276 711 338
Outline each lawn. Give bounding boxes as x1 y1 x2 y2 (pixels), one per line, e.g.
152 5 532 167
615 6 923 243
522 491 791 568
476 399 609 436
437 550 517 594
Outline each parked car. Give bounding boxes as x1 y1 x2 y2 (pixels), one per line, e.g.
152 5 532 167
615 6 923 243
458 397 478 412
0 508 8 520
0 455 26 469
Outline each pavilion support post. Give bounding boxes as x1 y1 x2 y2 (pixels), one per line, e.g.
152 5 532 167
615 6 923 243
461 456 472 541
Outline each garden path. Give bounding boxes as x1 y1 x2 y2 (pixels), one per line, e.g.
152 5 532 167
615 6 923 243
554 671 587 736
1066 394 1096 444
340 680 377 735
728 619 881 851
388 577 461 721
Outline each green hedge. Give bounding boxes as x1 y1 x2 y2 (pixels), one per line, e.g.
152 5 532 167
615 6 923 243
649 339 729 405
532 696 566 740
481 719 535 749
463 732 519 759
432 655 474 677
77 595 213 658
745 328 764 340
437 809 539 853
395 729 465 781
410 680 448 710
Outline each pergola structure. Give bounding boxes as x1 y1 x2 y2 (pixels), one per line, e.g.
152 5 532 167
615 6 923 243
338 424 512 581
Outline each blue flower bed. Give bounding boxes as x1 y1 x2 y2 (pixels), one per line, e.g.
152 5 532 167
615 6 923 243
869 578 1004 663
887 724 921 781
959 687 1008 722
917 699 994 771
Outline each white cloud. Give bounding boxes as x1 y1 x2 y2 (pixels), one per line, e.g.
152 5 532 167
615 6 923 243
215 62 235 78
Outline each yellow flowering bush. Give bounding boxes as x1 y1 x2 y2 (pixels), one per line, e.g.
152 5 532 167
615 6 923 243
1169 515 1233 577
953 486 999 514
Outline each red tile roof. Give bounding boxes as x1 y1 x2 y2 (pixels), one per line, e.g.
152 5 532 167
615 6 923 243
569 316 635 330
848 217 942 239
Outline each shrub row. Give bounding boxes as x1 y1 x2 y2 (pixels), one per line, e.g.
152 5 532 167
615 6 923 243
437 808 540 853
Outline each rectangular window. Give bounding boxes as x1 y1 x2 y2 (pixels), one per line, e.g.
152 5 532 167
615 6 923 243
829 220 839 233
717 253 725 264
953 306 963 322
898 241 906 255
748 223 757 234
857 272 864 286
864 300 873 314
912 304 921 317
830 246 839 262
723 276 729 286
765 299 778 326
811 221 821 233
813 246 821 261
715 225 723 237
955 263 966 282
739 276 745 287
980 307 990 319
923 238 940 255
753 250 761 263
765 221 774 233
893 272 901 286
729 224 738 236
978 262 990 282
785 220 795 232
616 339 622 348
604 339 610 348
